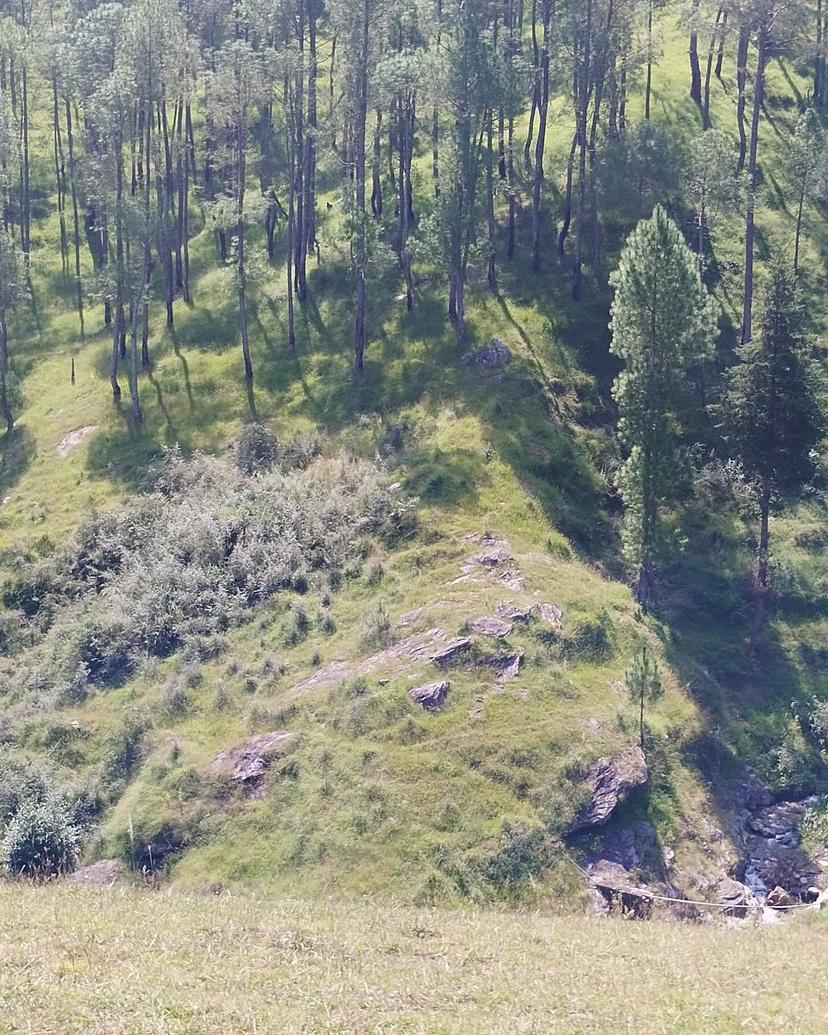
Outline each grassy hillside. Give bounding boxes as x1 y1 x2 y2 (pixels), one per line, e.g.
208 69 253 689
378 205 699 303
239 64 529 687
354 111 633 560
0 12 827 907
2 885 828 1034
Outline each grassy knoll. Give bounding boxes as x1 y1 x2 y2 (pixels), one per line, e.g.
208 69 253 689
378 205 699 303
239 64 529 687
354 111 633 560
0 885 827 1034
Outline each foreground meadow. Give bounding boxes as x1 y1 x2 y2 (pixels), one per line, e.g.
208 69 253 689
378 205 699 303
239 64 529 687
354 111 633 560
0 885 826 1034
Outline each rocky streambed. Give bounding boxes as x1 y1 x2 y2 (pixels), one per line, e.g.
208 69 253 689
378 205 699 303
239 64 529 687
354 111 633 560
571 746 828 921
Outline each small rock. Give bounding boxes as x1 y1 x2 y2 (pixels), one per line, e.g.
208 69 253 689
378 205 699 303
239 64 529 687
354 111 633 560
567 745 648 834
409 680 449 710
766 885 794 908
468 616 513 638
470 546 511 568
462 338 511 368
498 568 525 591
396 607 424 628
538 602 563 628
712 877 756 917
430 637 472 665
495 601 534 622
489 650 523 681
68 859 124 887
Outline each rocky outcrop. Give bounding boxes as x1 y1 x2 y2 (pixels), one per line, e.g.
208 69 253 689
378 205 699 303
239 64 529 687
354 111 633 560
468 616 513 638
207 731 297 785
409 680 449 710
430 637 472 665
495 601 534 623
68 859 124 887
567 746 648 834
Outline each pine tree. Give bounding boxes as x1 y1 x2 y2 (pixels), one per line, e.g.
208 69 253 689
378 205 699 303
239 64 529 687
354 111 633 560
722 265 824 650
610 205 719 606
626 644 663 753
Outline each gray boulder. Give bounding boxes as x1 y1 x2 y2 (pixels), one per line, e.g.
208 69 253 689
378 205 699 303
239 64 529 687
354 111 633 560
409 680 449 710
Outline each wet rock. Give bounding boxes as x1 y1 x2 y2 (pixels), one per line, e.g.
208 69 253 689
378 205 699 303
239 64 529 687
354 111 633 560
430 637 472 665
712 877 756 917
462 338 511 368
495 601 534 622
68 859 124 887
766 885 795 908
567 745 648 834
468 616 513 638
538 602 563 628
748 801 807 844
743 840 821 899
409 680 449 710
208 731 298 784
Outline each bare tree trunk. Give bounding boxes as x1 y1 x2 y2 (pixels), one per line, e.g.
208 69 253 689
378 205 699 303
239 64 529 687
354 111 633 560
531 0 552 272
702 7 723 129
750 476 771 652
64 98 84 333
353 0 370 373
735 24 749 173
689 0 702 104
742 29 767 344
0 310 15 434
644 0 654 120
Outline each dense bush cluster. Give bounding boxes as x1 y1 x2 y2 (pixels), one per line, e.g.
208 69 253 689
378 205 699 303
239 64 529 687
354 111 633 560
0 756 95 878
0 449 411 702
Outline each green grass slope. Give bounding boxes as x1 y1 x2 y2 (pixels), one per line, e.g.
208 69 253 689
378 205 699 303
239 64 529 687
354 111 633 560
0 17 827 905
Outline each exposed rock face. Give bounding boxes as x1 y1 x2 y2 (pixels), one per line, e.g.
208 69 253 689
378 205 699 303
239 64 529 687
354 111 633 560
590 820 659 873
430 637 472 665
468 616 513 638
395 607 424 629
68 859 124 886
538 602 563 628
498 568 525 591
585 860 655 919
208 731 297 785
462 338 511 368
567 745 648 834
409 680 449 710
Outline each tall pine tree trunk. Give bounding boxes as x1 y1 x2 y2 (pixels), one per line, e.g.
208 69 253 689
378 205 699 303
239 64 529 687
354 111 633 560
742 29 767 344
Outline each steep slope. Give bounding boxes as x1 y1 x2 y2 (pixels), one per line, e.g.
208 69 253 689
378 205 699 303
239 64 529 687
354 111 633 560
1 16 827 908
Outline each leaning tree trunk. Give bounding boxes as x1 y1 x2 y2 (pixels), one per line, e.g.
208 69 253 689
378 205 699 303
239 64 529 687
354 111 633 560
689 0 702 104
352 0 370 373
735 24 749 173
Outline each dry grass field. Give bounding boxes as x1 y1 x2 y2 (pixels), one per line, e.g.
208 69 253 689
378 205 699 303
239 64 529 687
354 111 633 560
1 885 827 1034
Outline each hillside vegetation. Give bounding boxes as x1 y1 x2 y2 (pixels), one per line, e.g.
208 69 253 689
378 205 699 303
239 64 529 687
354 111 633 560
0 0 826 915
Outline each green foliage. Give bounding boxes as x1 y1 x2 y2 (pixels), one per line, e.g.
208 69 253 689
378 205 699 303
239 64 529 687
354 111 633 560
610 205 719 601
233 422 278 475
1 795 80 878
722 266 823 494
625 644 664 750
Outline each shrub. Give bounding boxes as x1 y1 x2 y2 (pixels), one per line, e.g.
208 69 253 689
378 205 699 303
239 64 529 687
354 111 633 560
566 609 614 661
1 795 80 878
4 451 403 701
102 713 149 786
482 822 558 890
233 422 278 475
